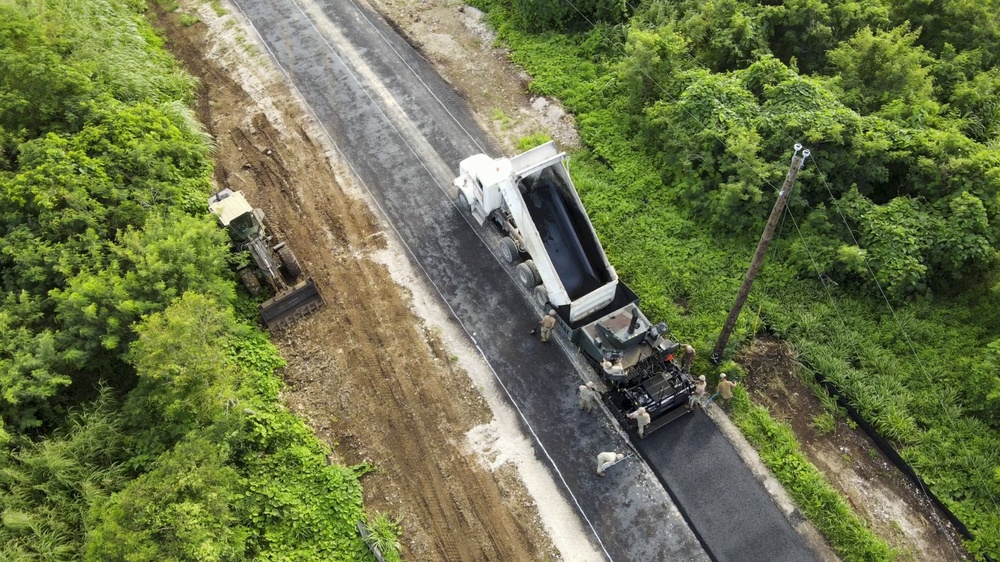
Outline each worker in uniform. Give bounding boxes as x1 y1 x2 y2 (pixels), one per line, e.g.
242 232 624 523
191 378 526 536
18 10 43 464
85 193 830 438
601 357 624 377
687 374 707 411
596 451 624 477
716 373 738 408
627 406 651 438
680 344 696 373
537 309 557 342
578 381 602 413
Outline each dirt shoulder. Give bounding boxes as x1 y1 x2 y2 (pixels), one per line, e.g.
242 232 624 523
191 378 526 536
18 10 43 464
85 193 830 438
364 0 581 154
152 3 566 560
739 337 971 561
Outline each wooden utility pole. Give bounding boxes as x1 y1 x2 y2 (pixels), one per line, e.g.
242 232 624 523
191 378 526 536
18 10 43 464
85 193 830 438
711 144 810 363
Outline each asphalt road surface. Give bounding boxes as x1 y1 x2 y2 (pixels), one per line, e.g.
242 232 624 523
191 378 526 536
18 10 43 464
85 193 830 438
229 0 820 559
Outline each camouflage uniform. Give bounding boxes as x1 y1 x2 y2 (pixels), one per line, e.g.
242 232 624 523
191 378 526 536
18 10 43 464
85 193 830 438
628 407 651 438
578 382 602 412
539 310 557 342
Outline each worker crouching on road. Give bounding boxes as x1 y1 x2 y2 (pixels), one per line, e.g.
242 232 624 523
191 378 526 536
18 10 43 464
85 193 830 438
627 406 651 438
537 309 557 342
578 381 602 413
596 452 624 477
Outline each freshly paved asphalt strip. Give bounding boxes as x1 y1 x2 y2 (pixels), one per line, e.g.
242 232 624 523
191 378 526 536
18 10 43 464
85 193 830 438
226 0 819 559
636 412 817 561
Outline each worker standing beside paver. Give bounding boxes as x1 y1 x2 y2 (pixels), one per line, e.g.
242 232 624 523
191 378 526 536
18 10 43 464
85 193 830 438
687 375 707 411
627 406 651 438
680 344 696 373
536 310 557 342
716 373 738 408
596 452 624 477
578 382 602 413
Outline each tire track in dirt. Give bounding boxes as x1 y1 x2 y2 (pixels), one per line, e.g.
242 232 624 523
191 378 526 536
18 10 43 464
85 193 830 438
153 5 558 560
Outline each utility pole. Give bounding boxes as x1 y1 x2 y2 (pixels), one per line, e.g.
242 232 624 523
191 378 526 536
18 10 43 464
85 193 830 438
711 144 810 363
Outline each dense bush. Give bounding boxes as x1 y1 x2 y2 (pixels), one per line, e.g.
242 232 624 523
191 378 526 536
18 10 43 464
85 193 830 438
479 0 1000 556
0 0 394 558
507 0 628 31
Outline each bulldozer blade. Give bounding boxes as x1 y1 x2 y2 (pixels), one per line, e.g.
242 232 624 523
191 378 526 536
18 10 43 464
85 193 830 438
260 278 325 331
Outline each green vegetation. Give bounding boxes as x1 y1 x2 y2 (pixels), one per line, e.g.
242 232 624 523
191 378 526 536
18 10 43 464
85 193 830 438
0 0 392 559
731 386 895 561
366 514 403 562
516 132 553 152
472 0 1000 557
179 13 201 26
810 411 836 436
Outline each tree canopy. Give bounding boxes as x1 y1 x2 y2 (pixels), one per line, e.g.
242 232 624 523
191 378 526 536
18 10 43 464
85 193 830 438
0 0 391 559
480 0 1000 555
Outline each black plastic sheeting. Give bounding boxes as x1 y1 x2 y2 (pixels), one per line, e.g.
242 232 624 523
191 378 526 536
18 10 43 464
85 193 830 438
812 372 990 561
522 168 604 299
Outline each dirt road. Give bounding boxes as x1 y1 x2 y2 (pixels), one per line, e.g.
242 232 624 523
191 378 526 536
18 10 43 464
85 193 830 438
153 3 570 560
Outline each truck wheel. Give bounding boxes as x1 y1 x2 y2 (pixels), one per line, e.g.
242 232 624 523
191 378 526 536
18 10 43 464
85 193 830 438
533 285 549 308
498 237 519 264
516 260 540 289
276 244 302 279
457 191 470 211
238 267 262 295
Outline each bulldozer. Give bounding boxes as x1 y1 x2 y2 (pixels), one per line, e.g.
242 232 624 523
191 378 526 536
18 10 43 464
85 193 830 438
208 188 324 330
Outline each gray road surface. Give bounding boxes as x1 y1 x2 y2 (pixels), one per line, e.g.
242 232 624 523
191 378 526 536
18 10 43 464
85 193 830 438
228 0 819 559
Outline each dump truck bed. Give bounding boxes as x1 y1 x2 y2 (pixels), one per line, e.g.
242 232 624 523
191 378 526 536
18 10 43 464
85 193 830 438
522 169 604 300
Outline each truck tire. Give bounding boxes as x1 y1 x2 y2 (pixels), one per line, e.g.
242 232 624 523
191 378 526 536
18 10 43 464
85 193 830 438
498 237 519 264
457 191 470 211
533 285 549 308
276 244 302 279
516 260 540 289
238 267 262 295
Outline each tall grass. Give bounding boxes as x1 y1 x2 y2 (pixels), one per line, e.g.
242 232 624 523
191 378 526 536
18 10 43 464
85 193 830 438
475 4 1000 557
16 0 197 103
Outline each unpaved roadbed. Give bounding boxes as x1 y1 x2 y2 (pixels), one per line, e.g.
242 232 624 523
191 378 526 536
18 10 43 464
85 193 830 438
154 3 565 559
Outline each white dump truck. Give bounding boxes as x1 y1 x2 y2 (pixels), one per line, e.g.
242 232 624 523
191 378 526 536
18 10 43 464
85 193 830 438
454 141 619 323
454 142 695 434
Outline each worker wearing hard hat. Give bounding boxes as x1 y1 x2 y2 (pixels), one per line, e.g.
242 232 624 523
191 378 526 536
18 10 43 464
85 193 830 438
537 309 557 342
680 344 696 373
687 375 707 411
716 373 738 407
